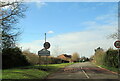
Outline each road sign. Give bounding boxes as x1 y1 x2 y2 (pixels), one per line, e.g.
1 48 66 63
114 41 120 48
44 42 50 49
38 49 50 56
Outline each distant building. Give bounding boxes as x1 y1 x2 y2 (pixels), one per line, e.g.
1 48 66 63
58 54 71 59
57 54 73 63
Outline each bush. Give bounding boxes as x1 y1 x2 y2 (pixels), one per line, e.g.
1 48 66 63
22 49 64 65
92 47 118 68
2 47 30 69
39 57 66 64
104 48 118 68
22 50 39 65
93 48 106 65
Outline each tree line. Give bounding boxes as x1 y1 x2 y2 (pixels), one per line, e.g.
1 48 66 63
91 47 118 68
1 0 30 69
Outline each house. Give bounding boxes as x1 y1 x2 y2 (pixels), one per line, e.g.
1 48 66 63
58 54 71 59
57 54 73 63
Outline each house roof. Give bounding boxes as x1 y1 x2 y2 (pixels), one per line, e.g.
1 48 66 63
58 54 71 58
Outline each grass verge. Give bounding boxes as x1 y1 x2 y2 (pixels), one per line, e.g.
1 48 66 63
98 65 118 73
2 69 48 79
93 62 118 73
2 63 74 79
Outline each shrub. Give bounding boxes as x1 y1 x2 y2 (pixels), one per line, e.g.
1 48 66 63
93 48 106 65
22 50 39 65
92 47 118 68
2 47 30 69
104 48 118 68
22 49 64 65
39 57 63 64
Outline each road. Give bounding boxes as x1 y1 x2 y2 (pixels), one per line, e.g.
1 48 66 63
46 62 119 80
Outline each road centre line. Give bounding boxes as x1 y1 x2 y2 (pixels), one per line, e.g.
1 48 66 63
81 67 90 79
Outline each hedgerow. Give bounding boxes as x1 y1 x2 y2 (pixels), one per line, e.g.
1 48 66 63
91 47 118 68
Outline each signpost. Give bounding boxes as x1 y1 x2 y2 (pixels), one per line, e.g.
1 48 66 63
38 49 50 56
38 33 51 69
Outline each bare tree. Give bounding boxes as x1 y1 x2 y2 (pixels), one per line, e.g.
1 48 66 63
108 2 120 40
52 45 64 56
72 52 79 62
0 1 26 49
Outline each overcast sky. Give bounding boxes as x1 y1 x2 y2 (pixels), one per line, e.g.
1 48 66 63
17 2 118 57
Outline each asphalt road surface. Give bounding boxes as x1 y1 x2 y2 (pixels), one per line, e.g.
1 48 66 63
46 62 119 80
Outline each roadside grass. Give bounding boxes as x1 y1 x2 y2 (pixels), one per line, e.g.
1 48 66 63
2 69 48 79
98 65 118 73
93 63 118 73
0 70 2 79
2 63 74 79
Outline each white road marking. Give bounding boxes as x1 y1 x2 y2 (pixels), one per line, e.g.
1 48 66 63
81 67 90 79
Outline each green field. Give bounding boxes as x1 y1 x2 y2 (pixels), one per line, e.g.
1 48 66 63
2 63 74 79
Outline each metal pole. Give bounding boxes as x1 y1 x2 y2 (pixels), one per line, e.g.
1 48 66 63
45 33 46 42
45 33 47 67
46 56 47 67
117 48 120 79
118 2 120 79
118 48 120 79
39 55 40 70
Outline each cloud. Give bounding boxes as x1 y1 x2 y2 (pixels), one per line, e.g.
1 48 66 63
47 31 54 34
30 0 119 2
19 40 44 53
1 0 119 2
1 0 46 8
2 5 10 9
19 10 117 58
95 14 117 21
19 21 117 57
1 0 41 2
36 2 46 8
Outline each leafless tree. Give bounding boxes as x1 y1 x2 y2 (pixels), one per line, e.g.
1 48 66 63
72 52 79 62
0 1 27 49
52 45 64 56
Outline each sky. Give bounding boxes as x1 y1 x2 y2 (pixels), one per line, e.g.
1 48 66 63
17 2 118 58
